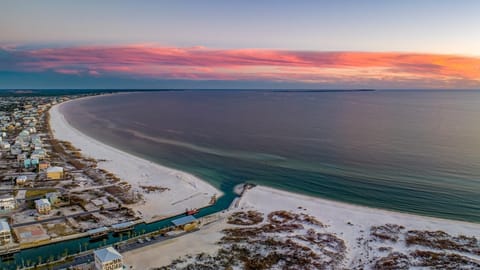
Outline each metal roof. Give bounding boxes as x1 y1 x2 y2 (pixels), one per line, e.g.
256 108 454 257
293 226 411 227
46 166 63 173
87 227 109 235
111 221 135 229
172 215 197 226
0 220 10 232
35 198 50 206
94 247 122 262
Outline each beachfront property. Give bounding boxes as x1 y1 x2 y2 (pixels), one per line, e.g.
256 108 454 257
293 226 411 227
0 219 11 245
35 198 51 214
0 141 10 150
16 175 28 185
46 192 61 205
111 221 135 233
0 193 16 211
38 160 50 170
94 247 124 270
46 166 64 180
171 215 199 232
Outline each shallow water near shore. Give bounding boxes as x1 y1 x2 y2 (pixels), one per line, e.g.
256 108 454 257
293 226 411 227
62 90 480 223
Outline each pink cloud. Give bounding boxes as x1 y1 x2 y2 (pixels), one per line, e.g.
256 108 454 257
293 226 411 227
2 45 480 87
55 69 81 75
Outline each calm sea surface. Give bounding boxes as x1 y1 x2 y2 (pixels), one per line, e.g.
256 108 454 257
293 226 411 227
62 90 480 222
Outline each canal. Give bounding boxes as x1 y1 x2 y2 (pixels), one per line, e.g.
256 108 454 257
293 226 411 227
0 188 237 269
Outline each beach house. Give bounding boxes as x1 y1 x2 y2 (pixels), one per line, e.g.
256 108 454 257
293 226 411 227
0 194 16 211
0 219 11 245
46 166 64 180
0 141 10 150
94 247 124 270
46 192 61 205
38 160 50 171
35 198 51 214
16 175 28 185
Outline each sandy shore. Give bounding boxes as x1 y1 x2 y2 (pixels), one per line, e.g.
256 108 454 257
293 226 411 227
124 185 480 268
49 97 222 222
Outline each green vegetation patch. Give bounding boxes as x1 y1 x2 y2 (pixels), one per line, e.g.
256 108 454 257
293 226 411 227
25 189 57 199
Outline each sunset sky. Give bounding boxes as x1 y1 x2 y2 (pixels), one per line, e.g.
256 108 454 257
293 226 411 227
1 0 480 89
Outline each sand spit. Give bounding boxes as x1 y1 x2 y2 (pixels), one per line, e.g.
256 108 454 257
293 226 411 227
124 185 480 269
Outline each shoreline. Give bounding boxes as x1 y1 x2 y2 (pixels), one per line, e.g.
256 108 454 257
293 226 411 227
49 95 222 223
49 94 480 226
49 92 480 225
50 94 480 269
248 185 480 231
124 184 480 268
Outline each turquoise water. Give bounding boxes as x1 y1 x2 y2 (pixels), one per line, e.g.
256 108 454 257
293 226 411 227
62 90 480 223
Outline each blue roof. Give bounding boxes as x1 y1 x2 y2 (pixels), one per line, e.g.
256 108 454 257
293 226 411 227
94 247 122 262
111 221 135 229
172 215 197 226
87 227 109 235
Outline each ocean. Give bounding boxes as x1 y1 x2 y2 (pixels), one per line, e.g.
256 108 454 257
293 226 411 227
61 90 480 222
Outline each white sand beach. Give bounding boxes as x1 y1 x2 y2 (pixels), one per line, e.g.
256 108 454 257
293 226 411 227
49 97 222 222
49 96 480 269
123 185 480 269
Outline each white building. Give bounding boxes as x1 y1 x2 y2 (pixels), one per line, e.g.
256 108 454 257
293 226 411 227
0 194 16 211
16 175 28 185
94 247 123 270
0 141 10 150
46 166 64 180
35 198 51 214
46 192 60 205
0 219 11 245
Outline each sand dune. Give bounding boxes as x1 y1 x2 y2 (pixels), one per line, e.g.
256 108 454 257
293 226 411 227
124 185 480 269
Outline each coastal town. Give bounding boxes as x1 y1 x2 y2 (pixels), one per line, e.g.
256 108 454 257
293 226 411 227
0 93 219 269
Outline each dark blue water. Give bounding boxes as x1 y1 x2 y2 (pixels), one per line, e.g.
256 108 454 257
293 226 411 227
62 90 480 223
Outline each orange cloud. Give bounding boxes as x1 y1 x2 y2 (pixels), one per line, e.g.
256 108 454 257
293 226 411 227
1 45 480 88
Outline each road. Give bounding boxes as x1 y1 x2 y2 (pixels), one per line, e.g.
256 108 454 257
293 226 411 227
11 207 118 228
52 230 194 270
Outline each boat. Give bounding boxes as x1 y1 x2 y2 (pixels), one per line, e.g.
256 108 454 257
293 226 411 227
87 226 109 241
185 208 199 215
111 221 135 233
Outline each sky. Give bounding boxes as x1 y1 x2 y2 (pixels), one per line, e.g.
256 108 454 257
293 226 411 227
1 0 480 89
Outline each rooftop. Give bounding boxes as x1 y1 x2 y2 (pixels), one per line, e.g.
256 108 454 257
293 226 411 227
111 221 135 229
0 219 10 232
0 193 14 200
172 215 197 227
94 247 122 262
46 166 63 173
87 226 109 235
35 198 50 206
